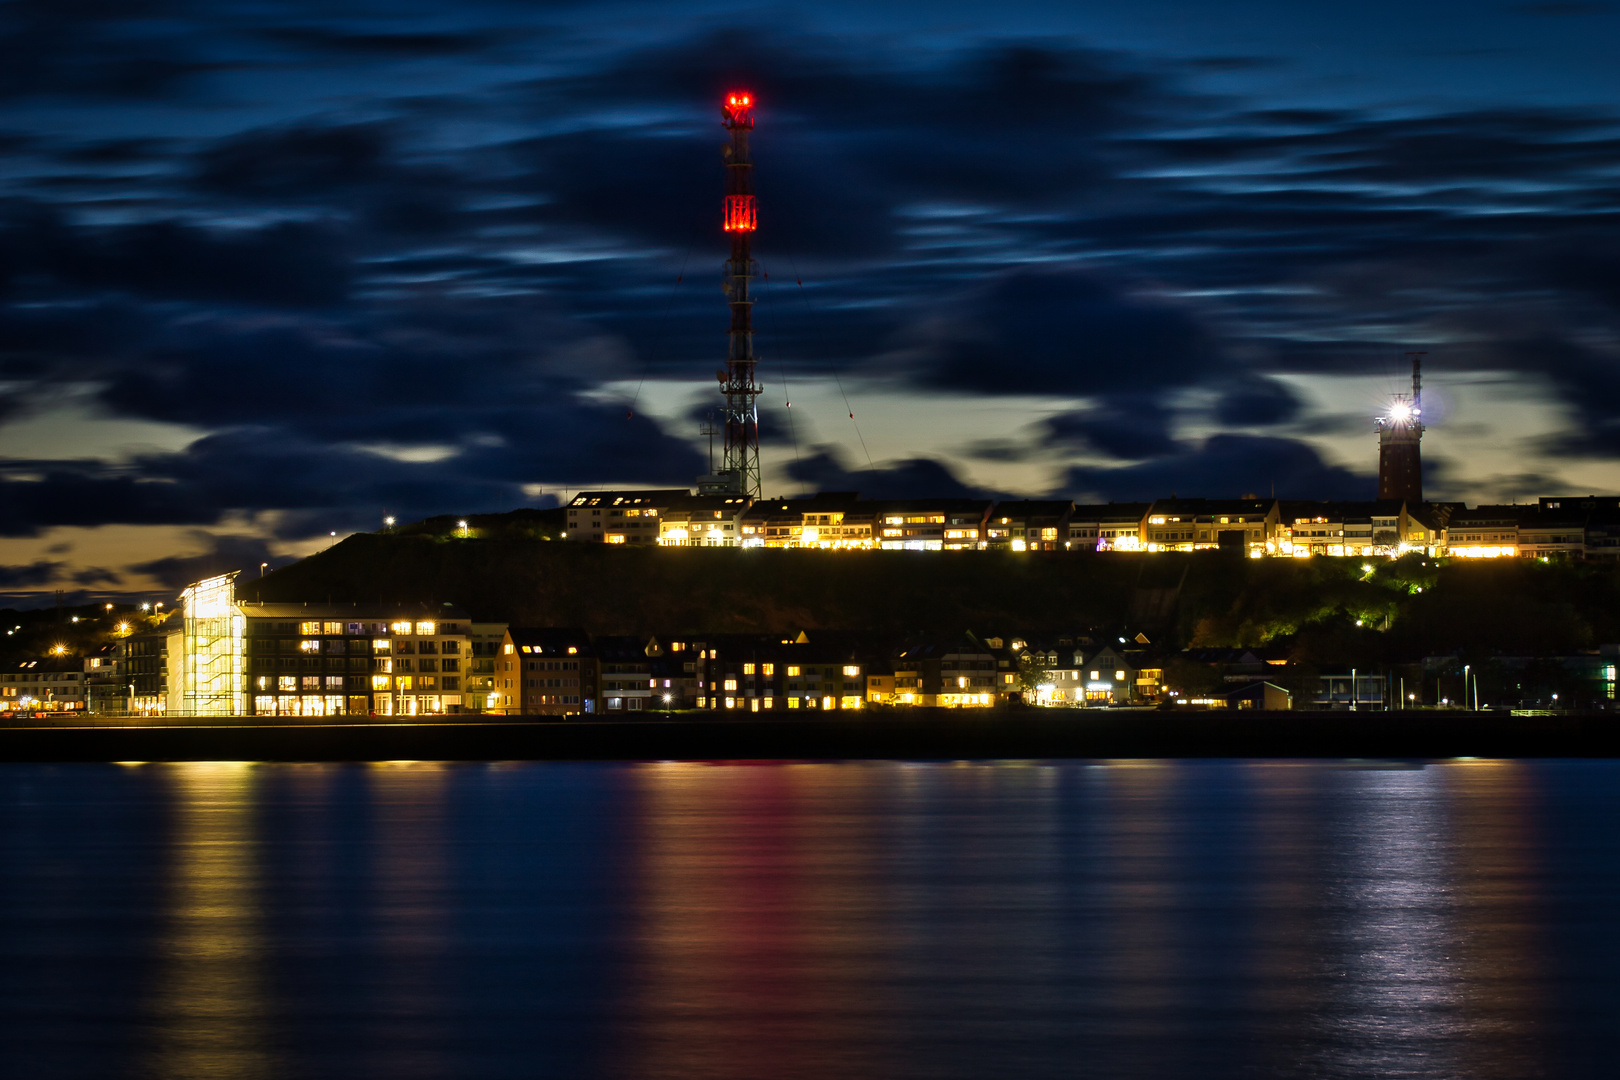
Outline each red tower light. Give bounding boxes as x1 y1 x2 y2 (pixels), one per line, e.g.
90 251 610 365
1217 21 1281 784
723 194 757 232
723 91 755 128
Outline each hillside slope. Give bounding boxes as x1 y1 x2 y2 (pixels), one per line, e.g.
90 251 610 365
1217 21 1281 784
234 528 1620 657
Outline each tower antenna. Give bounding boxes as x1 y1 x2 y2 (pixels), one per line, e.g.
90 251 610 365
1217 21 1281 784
699 90 763 499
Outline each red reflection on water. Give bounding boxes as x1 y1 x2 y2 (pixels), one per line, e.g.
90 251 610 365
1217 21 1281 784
617 763 891 1080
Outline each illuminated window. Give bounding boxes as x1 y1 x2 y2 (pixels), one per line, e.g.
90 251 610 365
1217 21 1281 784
392 621 413 635
762 663 774 677
723 679 738 691
278 676 296 691
503 643 514 654
843 665 860 677
300 640 319 652
415 622 436 636
787 696 800 709
397 676 413 691
324 676 343 690
743 663 756 675
371 675 390 690
1115 670 1126 681
254 676 270 690
323 621 343 635
1090 671 1100 680
787 666 801 677
301 675 320 690
299 621 320 635
724 696 736 709
372 639 390 652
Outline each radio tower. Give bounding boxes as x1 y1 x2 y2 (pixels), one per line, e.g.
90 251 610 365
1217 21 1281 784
700 90 763 499
1376 352 1425 504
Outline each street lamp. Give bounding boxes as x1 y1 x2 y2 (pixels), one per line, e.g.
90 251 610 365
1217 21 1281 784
384 516 396 531
260 562 268 577
457 519 469 537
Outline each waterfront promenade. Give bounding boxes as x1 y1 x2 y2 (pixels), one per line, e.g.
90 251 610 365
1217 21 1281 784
1 710 1616 761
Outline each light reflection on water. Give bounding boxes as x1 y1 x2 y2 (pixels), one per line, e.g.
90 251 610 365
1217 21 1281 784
147 762 275 1080
1 760 1616 1079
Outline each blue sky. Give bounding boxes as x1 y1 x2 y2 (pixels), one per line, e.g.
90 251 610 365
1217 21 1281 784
2 0 1620 601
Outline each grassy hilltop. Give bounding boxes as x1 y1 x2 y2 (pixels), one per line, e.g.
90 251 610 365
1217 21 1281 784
235 518 1620 659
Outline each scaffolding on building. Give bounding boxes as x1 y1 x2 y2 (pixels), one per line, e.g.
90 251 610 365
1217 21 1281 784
180 571 245 716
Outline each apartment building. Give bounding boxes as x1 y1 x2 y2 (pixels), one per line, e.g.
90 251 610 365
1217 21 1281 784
1072 503 1152 550
657 493 752 546
1279 500 1406 557
240 602 475 717
0 657 87 713
464 621 508 712
1443 505 1521 557
493 627 596 715
1074 644 1162 705
596 635 657 712
986 501 1073 551
883 633 1007 707
1140 498 1282 552
738 492 872 548
564 489 689 544
689 632 868 712
123 626 170 714
871 499 993 550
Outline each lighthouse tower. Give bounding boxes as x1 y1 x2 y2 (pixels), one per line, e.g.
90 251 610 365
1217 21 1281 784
1376 353 1424 503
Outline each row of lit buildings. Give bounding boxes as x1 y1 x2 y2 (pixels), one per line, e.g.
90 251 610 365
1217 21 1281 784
562 490 1620 560
11 576 1618 716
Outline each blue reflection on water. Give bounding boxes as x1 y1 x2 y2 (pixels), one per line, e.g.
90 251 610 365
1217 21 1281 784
1 760 1616 1079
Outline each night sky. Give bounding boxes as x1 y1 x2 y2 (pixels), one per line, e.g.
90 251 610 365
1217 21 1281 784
3 0 1620 603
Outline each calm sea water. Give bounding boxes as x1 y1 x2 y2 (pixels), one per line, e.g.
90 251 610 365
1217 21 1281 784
2 759 1617 1079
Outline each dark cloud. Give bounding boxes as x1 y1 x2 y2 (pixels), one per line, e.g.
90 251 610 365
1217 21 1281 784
0 561 60 588
1063 434 1370 502
195 123 396 199
896 270 1223 398
783 448 990 499
1044 397 1180 459
1214 377 1302 426
0 206 352 308
253 26 510 57
3 11 1620 565
0 1 226 103
129 533 282 592
72 567 123 587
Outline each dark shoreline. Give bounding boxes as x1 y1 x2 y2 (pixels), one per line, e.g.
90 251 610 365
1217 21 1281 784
1 710 1616 761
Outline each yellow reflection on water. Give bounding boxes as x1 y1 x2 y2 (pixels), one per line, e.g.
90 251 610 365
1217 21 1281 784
146 761 274 1080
